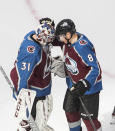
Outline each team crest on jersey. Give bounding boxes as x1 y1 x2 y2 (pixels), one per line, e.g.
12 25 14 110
79 40 88 45
64 53 79 75
43 56 52 79
27 46 35 53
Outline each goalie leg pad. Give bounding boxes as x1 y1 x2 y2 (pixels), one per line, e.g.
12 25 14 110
14 88 36 120
19 120 32 131
31 96 46 120
14 89 36 131
35 94 53 130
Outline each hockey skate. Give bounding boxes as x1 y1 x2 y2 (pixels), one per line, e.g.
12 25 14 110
110 107 115 124
110 115 115 124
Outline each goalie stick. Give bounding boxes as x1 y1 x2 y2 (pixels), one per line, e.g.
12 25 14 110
0 65 40 131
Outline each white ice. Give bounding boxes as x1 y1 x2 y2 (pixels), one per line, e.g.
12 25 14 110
0 0 115 130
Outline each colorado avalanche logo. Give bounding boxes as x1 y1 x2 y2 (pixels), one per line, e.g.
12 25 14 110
64 53 79 75
27 46 35 53
79 40 88 45
43 56 52 79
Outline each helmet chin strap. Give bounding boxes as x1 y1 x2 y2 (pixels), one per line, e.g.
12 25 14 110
66 39 71 47
65 33 73 47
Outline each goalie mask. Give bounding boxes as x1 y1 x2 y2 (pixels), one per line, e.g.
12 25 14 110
36 18 55 46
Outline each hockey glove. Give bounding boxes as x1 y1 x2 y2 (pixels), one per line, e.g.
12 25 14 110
51 56 66 78
70 79 90 97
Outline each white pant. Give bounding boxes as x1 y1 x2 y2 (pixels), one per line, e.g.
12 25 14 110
17 94 54 131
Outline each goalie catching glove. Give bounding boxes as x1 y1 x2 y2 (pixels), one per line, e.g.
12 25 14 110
70 79 90 97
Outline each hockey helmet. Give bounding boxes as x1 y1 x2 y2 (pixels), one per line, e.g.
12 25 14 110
55 19 76 37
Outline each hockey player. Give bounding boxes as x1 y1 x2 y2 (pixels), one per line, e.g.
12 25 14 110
10 17 55 131
53 19 103 131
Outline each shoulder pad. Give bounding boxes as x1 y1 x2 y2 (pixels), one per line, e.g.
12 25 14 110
24 31 35 40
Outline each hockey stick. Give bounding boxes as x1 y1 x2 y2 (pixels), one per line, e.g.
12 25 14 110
0 66 17 98
0 65 40 131
70 84 97 130
79 97 97 131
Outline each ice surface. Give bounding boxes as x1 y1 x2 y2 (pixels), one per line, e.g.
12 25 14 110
0 0 115 130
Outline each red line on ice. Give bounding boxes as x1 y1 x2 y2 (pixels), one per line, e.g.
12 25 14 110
26 0 41 22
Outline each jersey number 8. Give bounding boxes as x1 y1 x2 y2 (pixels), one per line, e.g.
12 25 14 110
88 54 93 62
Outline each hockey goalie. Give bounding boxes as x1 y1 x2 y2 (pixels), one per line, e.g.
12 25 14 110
10 17 56 131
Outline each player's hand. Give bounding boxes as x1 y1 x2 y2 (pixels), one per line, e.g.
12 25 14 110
70 79 90 97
